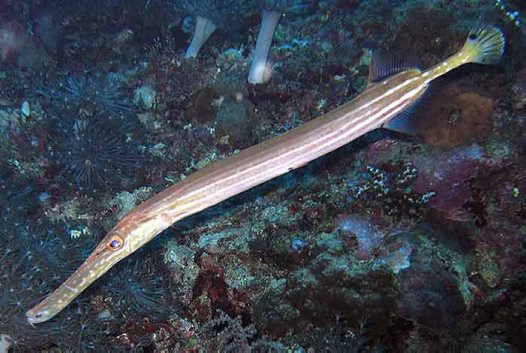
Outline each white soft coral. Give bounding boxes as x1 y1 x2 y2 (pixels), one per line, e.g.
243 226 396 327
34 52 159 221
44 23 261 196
179 0 256 58
185 16 217 58
248 9 282 84
248 0 308 84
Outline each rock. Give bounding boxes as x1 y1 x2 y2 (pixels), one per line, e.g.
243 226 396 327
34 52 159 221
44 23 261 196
133 85 157 110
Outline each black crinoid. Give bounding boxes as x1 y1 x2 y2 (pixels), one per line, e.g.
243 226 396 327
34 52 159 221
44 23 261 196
47 116 145 192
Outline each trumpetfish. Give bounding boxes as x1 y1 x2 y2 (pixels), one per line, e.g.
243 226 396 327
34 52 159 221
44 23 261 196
26 26 505 324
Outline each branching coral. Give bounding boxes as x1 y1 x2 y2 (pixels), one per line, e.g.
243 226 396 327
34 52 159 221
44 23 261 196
198 311 257 351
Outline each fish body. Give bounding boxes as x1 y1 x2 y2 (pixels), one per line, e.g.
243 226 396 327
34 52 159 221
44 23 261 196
26 26 505 324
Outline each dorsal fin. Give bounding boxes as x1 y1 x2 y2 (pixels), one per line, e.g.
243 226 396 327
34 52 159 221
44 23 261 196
368 51 419 84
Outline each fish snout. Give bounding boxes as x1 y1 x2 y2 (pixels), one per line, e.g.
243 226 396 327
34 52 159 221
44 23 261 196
26 306 52 324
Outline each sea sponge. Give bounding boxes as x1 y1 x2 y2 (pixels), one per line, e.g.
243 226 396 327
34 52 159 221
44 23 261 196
413 83 494 147
215 96 255 148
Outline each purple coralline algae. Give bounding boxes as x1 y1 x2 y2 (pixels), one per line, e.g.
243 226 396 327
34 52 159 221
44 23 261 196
334 213 385 260
412 144 487 222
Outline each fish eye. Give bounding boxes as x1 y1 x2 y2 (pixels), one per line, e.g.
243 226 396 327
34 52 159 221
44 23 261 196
468 33 477 40
107 234 124 251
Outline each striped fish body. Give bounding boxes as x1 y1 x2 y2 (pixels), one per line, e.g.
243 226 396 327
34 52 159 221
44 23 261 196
132 68 430 226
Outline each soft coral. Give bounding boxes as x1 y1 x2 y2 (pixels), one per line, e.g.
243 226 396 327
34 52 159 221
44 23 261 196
248 0 308 84
179 0 255 58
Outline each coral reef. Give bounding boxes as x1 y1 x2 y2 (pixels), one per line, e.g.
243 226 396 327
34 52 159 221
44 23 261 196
0 0 525 351
496 0 523 28
334 213 385 260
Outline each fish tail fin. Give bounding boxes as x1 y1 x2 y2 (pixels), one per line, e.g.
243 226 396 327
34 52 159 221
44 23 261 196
460 26 506 65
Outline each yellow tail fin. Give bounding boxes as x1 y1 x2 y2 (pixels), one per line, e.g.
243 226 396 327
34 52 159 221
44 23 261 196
460 26 506 65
